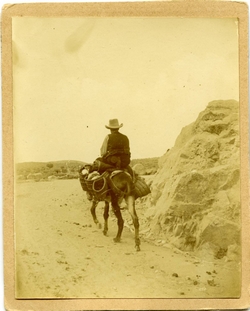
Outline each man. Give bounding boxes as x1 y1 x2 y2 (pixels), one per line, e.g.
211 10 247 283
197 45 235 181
84 119 133 201
99 119 131 169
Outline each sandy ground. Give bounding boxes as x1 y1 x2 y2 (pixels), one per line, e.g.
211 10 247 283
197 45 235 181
15 179 241 299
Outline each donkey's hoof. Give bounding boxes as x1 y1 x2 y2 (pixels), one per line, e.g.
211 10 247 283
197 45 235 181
103 230 108 236
113 237 121 243
96 223 102 229
135 245 141 252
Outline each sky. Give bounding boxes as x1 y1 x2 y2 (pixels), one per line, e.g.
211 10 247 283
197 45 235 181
12 17 239 163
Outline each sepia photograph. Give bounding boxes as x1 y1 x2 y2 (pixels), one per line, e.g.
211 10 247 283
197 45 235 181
2 1 249 310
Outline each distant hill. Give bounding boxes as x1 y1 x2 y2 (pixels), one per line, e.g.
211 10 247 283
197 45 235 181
16 160 86 172
16 160 86 181
16 157 159 182
130 157 159 175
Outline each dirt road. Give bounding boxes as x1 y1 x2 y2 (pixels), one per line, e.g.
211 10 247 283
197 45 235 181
15 179 240 299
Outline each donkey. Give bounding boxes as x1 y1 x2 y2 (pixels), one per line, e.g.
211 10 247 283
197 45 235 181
82 170 141 251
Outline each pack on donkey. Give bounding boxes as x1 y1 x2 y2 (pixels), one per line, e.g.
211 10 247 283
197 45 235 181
79 119 150 251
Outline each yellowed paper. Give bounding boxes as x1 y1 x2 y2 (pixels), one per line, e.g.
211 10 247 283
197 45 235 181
2 1 249 310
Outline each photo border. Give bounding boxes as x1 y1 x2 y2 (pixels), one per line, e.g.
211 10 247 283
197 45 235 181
2 1 249 310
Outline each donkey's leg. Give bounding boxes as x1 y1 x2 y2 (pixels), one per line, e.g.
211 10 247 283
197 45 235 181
111 196 124 243
103 201 109 236
90 200 102 229
127 195 140 251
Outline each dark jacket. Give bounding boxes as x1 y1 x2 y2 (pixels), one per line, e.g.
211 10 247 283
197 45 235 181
101 131 131 168
106 131 130 155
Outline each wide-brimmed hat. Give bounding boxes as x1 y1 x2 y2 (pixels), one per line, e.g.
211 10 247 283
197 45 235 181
105 119 123 129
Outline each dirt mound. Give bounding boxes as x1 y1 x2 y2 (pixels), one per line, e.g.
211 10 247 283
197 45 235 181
144 100 240 259
133 163 146 175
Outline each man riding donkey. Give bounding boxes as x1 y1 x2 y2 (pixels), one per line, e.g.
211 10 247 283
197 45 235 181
79 119 150 251
84 119 134 200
